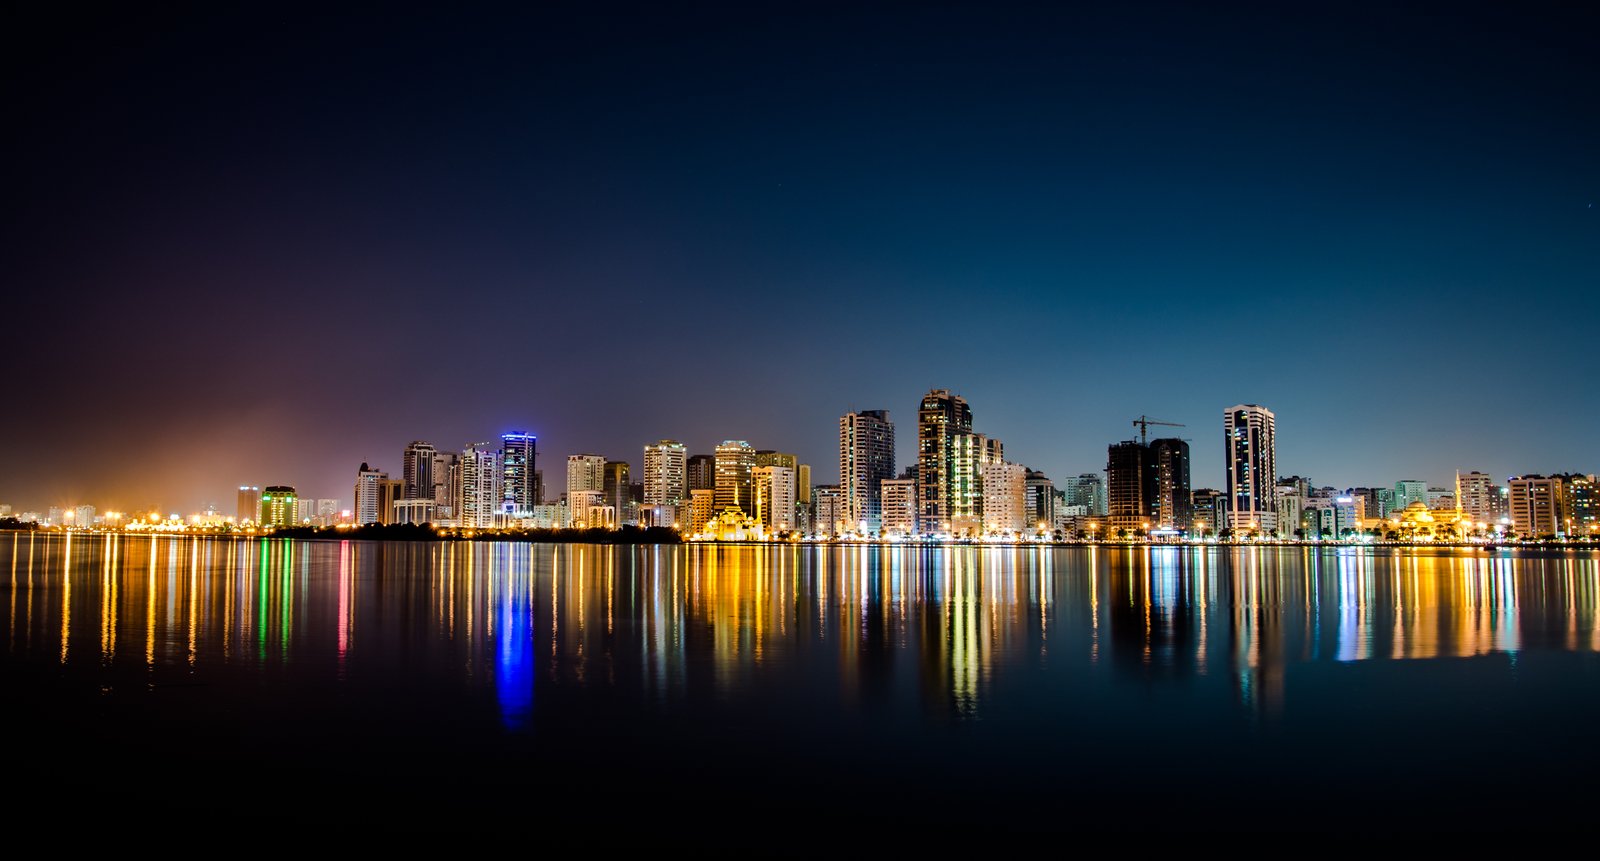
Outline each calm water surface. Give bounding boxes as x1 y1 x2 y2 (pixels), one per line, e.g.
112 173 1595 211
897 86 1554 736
7 533 1599 831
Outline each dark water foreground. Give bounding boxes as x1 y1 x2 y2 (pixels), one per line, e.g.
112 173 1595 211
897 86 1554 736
6 532 1597 833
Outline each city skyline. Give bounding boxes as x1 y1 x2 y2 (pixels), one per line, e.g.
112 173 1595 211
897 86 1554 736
4 6 1596 511
0 386 1593 515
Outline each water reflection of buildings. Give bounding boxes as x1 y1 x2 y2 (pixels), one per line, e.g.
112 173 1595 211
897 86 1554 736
5 534 1600 725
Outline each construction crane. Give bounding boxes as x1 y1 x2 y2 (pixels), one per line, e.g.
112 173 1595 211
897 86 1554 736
1132 415 1185 446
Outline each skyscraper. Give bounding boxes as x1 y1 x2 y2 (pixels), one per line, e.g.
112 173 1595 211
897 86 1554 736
881 475 917 535
354 463 387 525
980 461 1027 534
1149 438 1191 531
1106 440 1156 532
753 465 796 531
402 441 436 500
714 440 756 514
1024 469 1055 531
1393 480 1427 511
1064 473 1106 516
603 461 633 525
431 450 460 518
643 440 687 506
567 454 606 497
839 410 896 533
500 432 537 516
460 443 501 529
687 454 716 492
917 389 973 533
259 486 297 528
1458 471 1495 521
236 486 260 523
949 431 999 534
1223 404 1277 533
1508 475 1565 538
687 489 716 535
812 485 843 537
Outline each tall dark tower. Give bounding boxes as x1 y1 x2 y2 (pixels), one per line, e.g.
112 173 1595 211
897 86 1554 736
1106 440 1156 532
917 389 973 533
1149 438 1191 531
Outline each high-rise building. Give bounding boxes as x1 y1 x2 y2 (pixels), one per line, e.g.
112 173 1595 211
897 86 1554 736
316 499 338 526
1106 440 1156 532
1507 475 1565 538
917 389 973 533
714 440 756 514
1149 438 1191 531
753 465 796 531
431 451 460 518
755 450 799 470
1064 473 1106 517
1393 480 1427 512
643 440 688 506
687 489 716 535
812 485 843 537
950 431 998 534
1458 471 1495 522
354 463 387 525
1223 404 1277 533
460 443 501 528
1564 474 1598 536
236 486 261 523
1190 488 1224 536
980 461 1027 534
839 410 896 533
603 461 633 525
402 441 436 500
567 454 606 497
880 476 917 535
259 486 297 528
500 432 537 516
1024 469 1055 532
687 454 716 492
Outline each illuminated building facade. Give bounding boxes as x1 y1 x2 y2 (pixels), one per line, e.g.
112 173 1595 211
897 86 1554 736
402 440 435 500
812 485 842 537
569 489 606 528
260 486 297 528
1457 471 1496 522
500 432 537 516
460 443 501 528
1150 438 1191 530
392 498 435 525
1191 488 1223 535
950 432 1000 534
753 465 796 531
687 489 716 535
1064 473 1106 517
1564 474 1598 535
354 463 387 525
839 410 896 532
1024 469 1054 531
643 440 687 506
1507 475 1565 537
880 476 917 535
917 389 973 533
567 454 606 497
980 461 1026 534
603 461 633 525
236 486 260 523
1393 480 1427 511
714 440 755 514
431 451 459 519
1223 404 1277 533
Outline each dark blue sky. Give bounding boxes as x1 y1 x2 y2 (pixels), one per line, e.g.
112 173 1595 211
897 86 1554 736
3 3 1595 511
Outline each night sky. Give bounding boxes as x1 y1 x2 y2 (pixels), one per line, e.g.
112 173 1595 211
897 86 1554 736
4 3 1595 512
